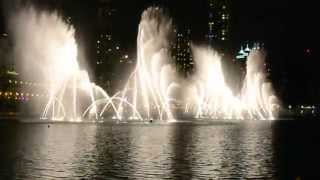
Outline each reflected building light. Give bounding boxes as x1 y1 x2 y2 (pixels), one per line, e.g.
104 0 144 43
245 44 251 52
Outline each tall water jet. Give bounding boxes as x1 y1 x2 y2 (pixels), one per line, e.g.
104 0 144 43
10 7 110 122
240 50 279 119
105 7 176 121
184 47 279 120
9 5 279 122
83 7 178 122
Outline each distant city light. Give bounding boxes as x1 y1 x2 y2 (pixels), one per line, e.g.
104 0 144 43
305 48 311 55
236 42 262 60
7 70 19 76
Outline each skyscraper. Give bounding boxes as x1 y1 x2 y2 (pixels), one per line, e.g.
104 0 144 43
207 0 231 48
95 1 122 91
172 28 193 77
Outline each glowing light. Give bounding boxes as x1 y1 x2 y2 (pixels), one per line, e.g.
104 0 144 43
13 6 279 122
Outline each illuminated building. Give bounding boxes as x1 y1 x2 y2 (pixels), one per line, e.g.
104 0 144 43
234 42 266 88
172 28 194 77
206 0 231 49
95 1 121 91
236 42 263 61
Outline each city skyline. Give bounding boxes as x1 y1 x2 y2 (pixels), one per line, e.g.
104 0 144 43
0 0 318 106
0 2 319 180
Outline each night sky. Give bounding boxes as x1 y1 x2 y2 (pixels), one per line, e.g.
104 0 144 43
0 0 318 105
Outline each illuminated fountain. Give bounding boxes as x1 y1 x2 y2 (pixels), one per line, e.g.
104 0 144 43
83 7 176 122
183 47 279 120
10 7 110 122
11 6 279 122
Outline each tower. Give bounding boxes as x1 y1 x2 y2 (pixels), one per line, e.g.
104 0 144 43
207 0 231 49
172 28 193 77
95 1 121 91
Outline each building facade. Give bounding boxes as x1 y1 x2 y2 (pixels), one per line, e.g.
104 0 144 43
207 0 231 49
172 28 194 77
95 1 132 92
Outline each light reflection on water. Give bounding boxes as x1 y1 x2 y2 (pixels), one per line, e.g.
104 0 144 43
0 121 283 179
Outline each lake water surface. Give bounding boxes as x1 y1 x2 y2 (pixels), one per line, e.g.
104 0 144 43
0 120 319 179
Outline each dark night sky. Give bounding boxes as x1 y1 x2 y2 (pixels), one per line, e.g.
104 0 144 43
0 0 318 105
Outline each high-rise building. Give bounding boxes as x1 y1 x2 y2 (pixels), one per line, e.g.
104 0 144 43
95 1 123 92
172 28 194 77
207 0 231 48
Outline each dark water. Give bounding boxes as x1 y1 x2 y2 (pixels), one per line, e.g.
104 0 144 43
0 120 319 179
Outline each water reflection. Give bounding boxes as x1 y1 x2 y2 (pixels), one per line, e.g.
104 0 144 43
15 124 99 179
169 124 196 179
0 121 282 179
92 125 134 179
